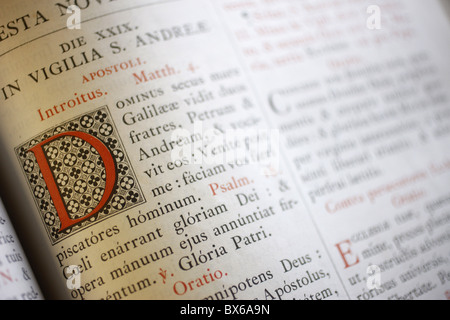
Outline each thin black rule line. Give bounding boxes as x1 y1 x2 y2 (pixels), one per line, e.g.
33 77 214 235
0 0 180 58
0 27 67 58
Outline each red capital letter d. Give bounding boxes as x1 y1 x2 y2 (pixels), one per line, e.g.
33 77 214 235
28 131 116 231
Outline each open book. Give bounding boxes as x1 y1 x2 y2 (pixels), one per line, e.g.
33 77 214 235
0 0 449 301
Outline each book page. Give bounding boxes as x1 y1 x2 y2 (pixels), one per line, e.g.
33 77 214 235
0 0 347 300
0 0 449 301
0 198 42 300
214 0 450 299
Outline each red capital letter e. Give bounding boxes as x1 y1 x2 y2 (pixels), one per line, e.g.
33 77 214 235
28 131 116 231
335 239 360 269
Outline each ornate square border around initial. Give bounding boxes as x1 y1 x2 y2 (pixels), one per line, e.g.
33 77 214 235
15 105 145 245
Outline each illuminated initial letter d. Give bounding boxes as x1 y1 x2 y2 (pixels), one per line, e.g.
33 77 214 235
28 131 116 231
